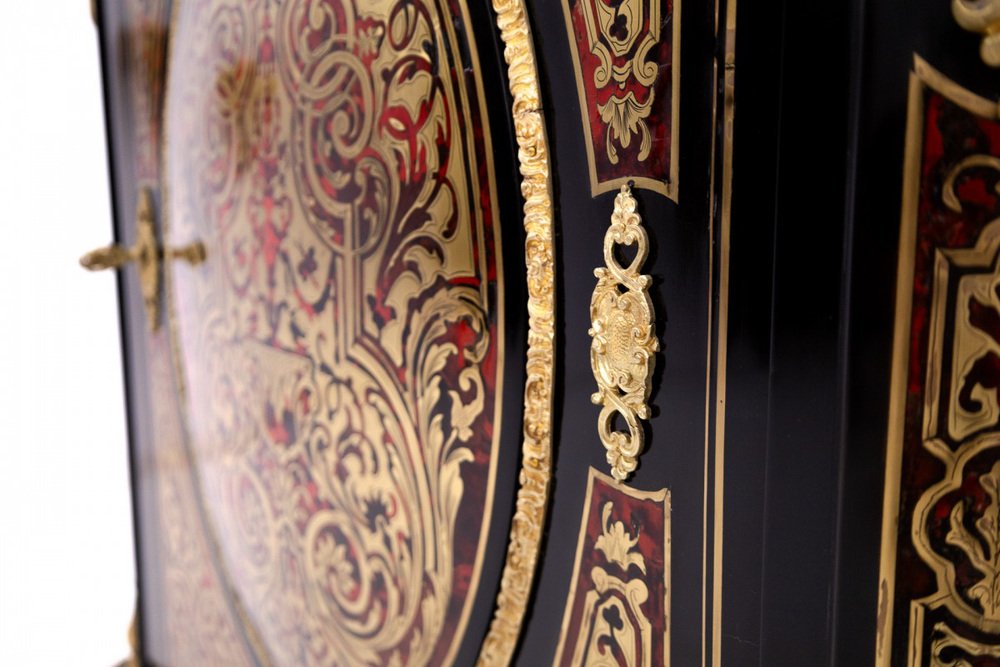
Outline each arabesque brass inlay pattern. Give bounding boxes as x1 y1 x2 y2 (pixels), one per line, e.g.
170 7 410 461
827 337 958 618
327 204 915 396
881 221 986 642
590 185 657 482
877 57 1000 665
164 0 509 664
929 622 1000 665
573 502 654 666
553 467 670 667
561 0 680 199
580 0 660 165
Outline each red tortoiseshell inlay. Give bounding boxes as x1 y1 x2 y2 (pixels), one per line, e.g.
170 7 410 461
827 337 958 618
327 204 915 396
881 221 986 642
562 0 679 199
555 467 670 666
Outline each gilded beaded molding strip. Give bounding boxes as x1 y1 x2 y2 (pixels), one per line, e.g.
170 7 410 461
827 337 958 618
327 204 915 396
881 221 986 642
476 0 556 664
589 184 657 482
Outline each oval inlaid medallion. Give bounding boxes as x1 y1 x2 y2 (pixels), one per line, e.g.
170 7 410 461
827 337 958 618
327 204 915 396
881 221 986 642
163 0 504 664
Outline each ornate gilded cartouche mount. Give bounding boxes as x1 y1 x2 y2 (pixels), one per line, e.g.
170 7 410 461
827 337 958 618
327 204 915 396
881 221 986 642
589 184 658 482
953 0 1000 66
80 186 205 331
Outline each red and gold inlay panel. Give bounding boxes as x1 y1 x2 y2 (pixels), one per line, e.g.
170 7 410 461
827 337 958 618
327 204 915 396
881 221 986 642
561 0 680 199
554 467 670 667
879 58 1000 665
163 0 504 664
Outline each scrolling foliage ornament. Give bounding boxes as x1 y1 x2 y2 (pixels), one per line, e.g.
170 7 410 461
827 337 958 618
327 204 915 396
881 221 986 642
589 185 658 482
878 57 1000 666
161 0 533 664
553 468 670 667
561 0 680 199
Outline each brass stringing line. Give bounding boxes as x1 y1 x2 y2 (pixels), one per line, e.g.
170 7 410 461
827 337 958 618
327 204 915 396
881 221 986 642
476 0 556 663
701 0 722 660
712 3 736 664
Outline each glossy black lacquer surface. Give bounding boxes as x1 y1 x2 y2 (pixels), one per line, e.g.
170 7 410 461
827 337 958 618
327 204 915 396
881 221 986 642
515 0 716 664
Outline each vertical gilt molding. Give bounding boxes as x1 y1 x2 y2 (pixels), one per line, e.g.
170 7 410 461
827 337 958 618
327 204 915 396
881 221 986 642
477 0 557 663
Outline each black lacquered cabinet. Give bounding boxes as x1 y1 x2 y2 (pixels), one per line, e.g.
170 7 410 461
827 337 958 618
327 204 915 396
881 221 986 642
89 0 1000 663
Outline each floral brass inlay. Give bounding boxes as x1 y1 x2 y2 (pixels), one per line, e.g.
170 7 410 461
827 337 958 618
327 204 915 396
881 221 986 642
877 57 1000 665
590 185 658 482
581 0 660 165
946 460 1000 621
164 0 510 664
572 502 653 667
562 0 679 199
554 467 670 667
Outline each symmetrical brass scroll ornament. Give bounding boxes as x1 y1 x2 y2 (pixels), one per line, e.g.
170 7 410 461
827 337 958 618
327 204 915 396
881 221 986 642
581 0 661 165
590 184 658 482
553 467 670 667
953 0 1000 66
876 57 1000 665
561 0 680 200
80 186 205 331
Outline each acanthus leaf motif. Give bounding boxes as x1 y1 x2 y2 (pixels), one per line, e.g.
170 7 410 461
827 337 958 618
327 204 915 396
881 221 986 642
580 0 659 164
947 461 1000 620
594 501 647 575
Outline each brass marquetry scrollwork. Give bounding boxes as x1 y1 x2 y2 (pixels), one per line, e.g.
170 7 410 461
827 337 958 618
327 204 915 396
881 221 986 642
589 184 658 482
878 58 1000 665
162 0 511 662
553 467 670 667
581 0 660 165
573 502 654 667
930 622 1000 665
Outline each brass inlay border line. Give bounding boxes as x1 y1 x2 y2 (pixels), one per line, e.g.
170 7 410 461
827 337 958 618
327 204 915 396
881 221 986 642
476 0 557 663
711 2 736 665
